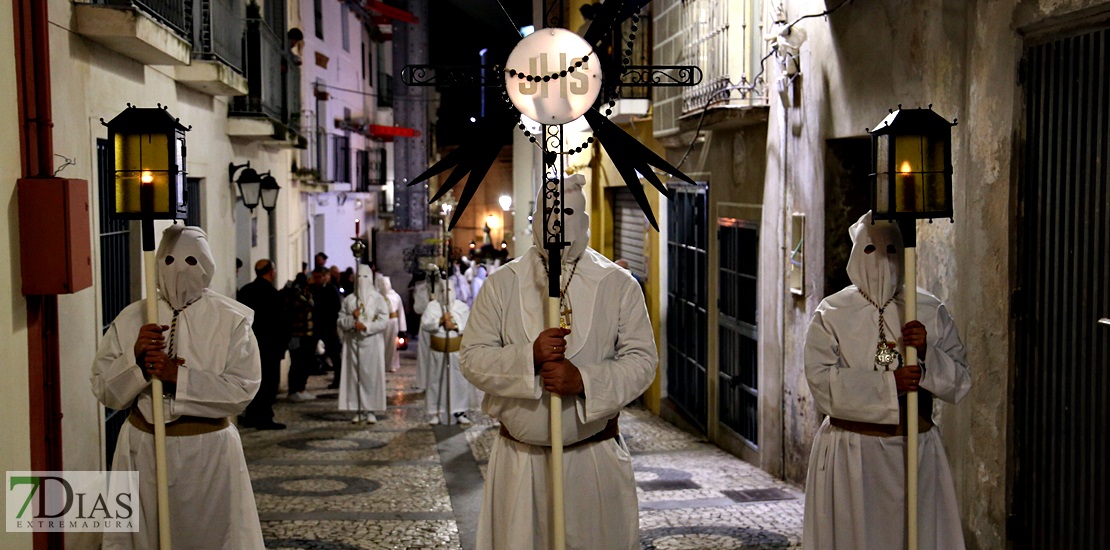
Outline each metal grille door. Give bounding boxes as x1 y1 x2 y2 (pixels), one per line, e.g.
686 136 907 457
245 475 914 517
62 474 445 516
718 218 758 446
1014 26 1110 549
97 139 132 469
667 186 708 430
612 188 648 282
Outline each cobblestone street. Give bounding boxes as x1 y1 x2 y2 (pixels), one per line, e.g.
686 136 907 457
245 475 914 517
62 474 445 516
241 351 804 549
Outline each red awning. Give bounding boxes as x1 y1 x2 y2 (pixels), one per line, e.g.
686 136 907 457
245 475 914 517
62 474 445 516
364 1 418 24
367 125 420 140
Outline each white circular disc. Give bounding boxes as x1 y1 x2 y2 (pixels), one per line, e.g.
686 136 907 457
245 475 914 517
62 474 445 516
505 28 602 126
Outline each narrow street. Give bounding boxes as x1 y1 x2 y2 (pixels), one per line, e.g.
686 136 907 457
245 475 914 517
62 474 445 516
240 351 804 549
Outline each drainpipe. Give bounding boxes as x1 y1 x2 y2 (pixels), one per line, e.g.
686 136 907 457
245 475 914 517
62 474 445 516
14 0 65 548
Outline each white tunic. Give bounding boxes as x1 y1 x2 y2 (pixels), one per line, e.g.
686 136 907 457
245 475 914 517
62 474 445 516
421 298 472 422
460 247 657 550
337 290 391 412
91 291 264 550
803 287 972 550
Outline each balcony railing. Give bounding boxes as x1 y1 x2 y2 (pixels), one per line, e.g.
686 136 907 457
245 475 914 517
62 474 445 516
94 0 189 37
680 0 767 113
230 2 301 133
191 0 244 71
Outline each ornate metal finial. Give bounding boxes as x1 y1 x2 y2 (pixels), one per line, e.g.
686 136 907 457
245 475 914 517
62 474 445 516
897 103 902 109
928 103 933 109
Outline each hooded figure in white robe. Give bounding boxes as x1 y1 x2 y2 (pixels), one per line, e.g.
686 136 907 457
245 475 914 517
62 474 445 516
337 265 391 421
802 212 971 550
412 273 434 391
376 274 406 373
421 277 472 424
450 263 472 308
470 264 488 303
460 176 657 550
91 225 264 550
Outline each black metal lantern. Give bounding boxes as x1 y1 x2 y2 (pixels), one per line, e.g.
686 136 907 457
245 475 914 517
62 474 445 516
230 162 262 211
102 104 189 220
259 172 281 212
869 106 957 221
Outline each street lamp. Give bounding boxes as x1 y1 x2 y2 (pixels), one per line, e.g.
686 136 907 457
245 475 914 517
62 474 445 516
101 103 191 550
259 171 281 212
229 162 262 211
869 105 957 550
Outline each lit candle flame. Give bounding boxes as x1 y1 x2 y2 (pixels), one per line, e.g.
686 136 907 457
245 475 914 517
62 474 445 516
141 171 154 184
900 161 913 174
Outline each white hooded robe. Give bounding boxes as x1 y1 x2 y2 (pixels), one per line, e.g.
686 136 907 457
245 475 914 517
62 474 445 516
460 177 657 550
802 212 972 550
376 274 406 373
413 280 432 391
337 267 391 412
421 283 472 424
91 225 264 550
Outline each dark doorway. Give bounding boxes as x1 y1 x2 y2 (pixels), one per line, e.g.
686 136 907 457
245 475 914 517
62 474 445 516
717 217 758 447
1013 26 1109 549
823 137 872 296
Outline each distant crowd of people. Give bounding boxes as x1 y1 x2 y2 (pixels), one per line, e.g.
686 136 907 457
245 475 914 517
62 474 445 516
233 251 514 428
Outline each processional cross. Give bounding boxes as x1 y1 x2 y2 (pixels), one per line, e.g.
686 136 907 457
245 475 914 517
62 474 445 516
402 2 701 548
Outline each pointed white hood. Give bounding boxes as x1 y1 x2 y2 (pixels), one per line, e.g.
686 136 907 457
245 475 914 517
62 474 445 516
846 211 904 305
356 265 376 301
531 173 590 263
156 225 215 310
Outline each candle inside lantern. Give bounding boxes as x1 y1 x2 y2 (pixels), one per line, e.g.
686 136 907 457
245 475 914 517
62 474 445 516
140 170 155 213
899 161 916 211
355 218 360 236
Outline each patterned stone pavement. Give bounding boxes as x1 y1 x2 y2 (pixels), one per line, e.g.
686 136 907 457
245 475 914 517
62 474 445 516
240 350 804 549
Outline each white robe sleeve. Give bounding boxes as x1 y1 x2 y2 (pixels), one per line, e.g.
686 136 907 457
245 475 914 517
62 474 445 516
805 307 900 424
574 279 658 424
91 317 151 410
413 283 430 315
918 303 972 404
172 317 261 418
459 277 541 400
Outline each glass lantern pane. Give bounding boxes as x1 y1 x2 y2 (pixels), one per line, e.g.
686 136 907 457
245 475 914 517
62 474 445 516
924 173 947 211
875 135 890 214
925 133 947 173
893 134 924 176
175 137 186 214
240 181 262 208
115 170 142 214
260 188 279 210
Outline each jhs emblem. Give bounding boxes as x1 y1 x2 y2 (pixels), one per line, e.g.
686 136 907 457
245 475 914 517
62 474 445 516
875 341 901 371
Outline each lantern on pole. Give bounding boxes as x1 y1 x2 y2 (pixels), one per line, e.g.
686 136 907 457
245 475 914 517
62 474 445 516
869 105 957 550
102 103 191 550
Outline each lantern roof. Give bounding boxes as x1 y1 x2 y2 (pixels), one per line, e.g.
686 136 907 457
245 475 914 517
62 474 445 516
869 106 956 136
100 103 191 133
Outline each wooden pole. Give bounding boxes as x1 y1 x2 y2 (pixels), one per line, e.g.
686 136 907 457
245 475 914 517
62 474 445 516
142 219 172 550
547 293 565 550
903 245 918 550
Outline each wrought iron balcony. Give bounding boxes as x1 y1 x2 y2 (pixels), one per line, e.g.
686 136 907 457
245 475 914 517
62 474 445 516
190 0 244 71
680 0 768 113
93 0 189 38
229 2 304 146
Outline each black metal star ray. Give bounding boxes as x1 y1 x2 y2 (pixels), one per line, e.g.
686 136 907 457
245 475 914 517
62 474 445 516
409 111 516 229
583 109 692 230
